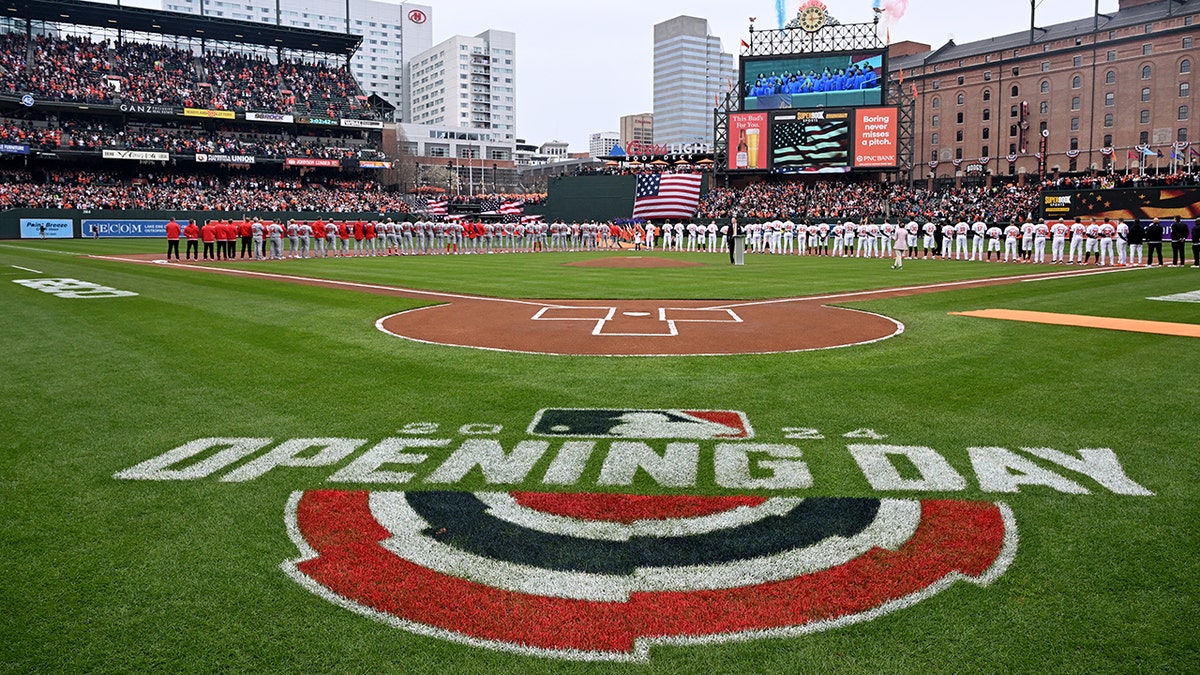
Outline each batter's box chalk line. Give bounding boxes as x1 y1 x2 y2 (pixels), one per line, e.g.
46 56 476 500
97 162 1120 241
530 306 743 337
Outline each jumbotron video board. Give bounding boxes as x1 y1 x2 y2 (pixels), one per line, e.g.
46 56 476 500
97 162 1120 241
745 107 897 174
741 50 884 111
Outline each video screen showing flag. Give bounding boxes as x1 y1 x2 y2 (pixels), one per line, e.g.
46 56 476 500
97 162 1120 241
741 51 884 111
632 173 703 219
769 110 851 174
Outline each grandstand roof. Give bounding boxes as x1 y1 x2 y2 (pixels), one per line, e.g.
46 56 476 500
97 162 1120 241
2 0 362 55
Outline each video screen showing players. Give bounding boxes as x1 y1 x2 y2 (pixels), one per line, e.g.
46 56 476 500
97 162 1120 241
742 51 884 111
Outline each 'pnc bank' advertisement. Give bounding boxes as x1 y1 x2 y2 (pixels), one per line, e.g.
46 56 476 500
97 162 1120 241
853 107 898 168
728 113 769 171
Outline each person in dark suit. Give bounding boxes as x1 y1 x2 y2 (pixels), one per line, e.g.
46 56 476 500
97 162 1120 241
1127 219 1145 265
1145 218 1164 266
1191 219 1200 268
727 217 740 264
1169 216 1188 267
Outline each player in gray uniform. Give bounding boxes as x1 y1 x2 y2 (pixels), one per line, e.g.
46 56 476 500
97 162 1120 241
286 220 300 258
398 220 411 255
251 219 265 260
297 221 312 258
267 221 284 260
324 221 338 257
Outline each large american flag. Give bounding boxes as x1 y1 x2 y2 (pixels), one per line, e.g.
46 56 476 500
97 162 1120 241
632 173 702 219
423 198 448 215
481 198 526 222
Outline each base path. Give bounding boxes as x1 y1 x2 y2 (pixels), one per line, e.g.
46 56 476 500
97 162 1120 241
98 254 1137 356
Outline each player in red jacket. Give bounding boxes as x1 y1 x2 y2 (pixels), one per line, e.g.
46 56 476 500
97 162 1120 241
337 221 351 257
364 220 377 256
200 221 216 260
165 219 181 261
237 218 252 259
183 220 200 260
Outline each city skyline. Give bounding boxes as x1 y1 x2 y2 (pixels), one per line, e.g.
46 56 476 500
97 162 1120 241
99 0 1123 149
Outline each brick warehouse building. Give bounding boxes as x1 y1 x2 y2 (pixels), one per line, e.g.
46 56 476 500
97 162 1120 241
889 0 1198 182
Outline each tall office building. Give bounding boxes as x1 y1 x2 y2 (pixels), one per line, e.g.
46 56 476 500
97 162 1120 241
159 0 433 118
652 16 734 147
408 30 517 143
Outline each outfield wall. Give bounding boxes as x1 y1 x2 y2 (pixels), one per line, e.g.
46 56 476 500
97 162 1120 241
542 174 712 223
0 209 423 240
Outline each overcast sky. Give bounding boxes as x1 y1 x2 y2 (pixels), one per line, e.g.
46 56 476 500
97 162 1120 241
106 0 1121 150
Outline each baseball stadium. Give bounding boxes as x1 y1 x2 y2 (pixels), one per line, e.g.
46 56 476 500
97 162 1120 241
2 0 1198 672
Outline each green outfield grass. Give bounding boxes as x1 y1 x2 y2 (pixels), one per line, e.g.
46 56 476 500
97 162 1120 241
1 239 1197 673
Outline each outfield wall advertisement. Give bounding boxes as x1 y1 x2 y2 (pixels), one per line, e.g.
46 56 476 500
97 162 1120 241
83 219 173 238
20 218 73 239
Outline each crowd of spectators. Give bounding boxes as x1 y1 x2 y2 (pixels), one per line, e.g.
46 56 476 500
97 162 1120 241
1 33 377 119
0 170 413 211
0 119 60 150
699 180 1043 223
58 119 386 160
1041 170 1200 190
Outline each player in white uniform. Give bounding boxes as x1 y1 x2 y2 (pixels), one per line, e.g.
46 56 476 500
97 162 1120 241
865 222 881 258
1017 220 1033 262
1033 220 1049 264
1083 221 1101 265
986 225 1003 260
1050 220 1069 264
1115 220 1129 265
1098 220 1116 266
780 220 794 254
954 220 970 260
939 222 953 258
906 221 919 254
848 222 862 257
880 222 894 257
1068 219 1086 264
1003 223 1021 262
971 220 987 261
922 222 937 259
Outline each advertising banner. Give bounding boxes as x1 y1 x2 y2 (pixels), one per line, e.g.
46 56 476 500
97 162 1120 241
0 143 30 155
853 108 898 168
196 153 256 165
83 219 173 238
102 149 170 162
119 103 180 116
20 218 73 239
285 157 340 167
727 113 769 171
769 110 851 174
245 112 295 124
183 108 237 120
297 116 339 127
358 160 393 169
1041 187 1200 221
340 118 384 129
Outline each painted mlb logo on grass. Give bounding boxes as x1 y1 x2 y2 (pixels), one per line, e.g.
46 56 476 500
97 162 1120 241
528 408 754 439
